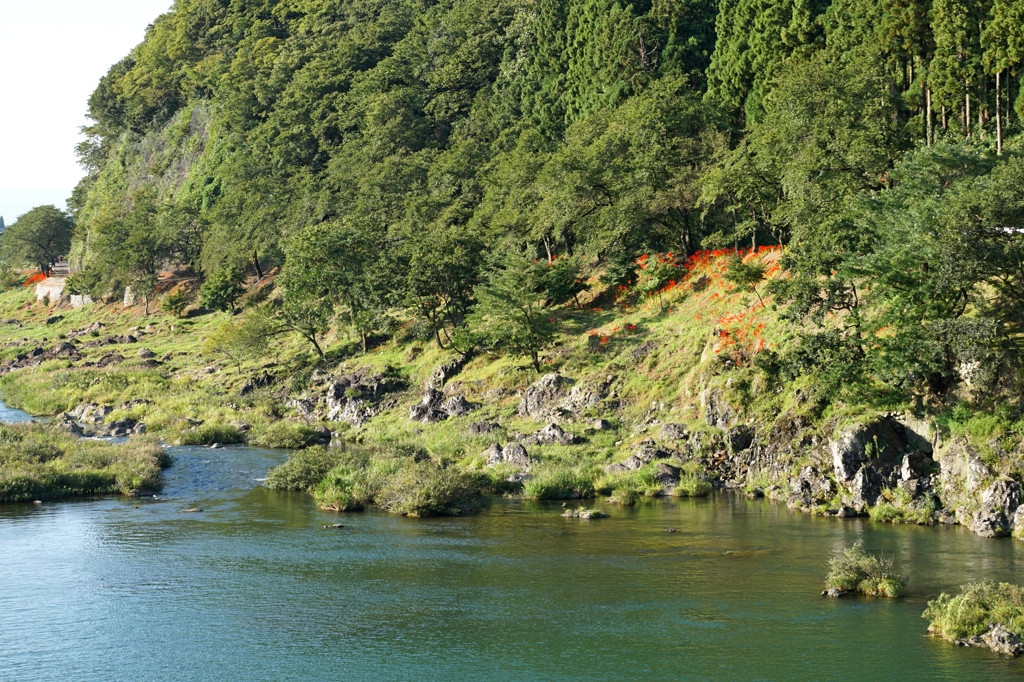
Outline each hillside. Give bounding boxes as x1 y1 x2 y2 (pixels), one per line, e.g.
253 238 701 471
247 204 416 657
0 245 1019 537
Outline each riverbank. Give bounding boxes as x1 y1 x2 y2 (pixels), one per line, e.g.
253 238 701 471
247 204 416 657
0 422 168 502
0 251 1022 539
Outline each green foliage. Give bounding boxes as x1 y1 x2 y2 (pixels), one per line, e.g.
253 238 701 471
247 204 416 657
247 421 325 449
522 465 597 500
198 268 245 312
825 544 907 597
161 285 193 317
377 460 481 517
467 251 557 372
924 583 1024 641
0 424 167 502
1 205 74 273
265 446 348 492
177 424 245 446
202 308 272 372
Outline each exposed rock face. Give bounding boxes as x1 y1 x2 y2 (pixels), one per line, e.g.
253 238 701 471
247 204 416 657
653 463 681 487
702 388 735 429
327 369 405 426
425 354 472 392
240 372 275 396
521 423 579 446
486 442 532 471
971 478 1022 538
850 467 884 511
0 342 82 376
634 440 673 464
727 425 754 453
660 423 689 441
440 395 473 418
957 624 1024 656
138 348 156 360
468 420 498 435
69 403 112 425
788 466 836 509
518 373 571 420
830 418 908 483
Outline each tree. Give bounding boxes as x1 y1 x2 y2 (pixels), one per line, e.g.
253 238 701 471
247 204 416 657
723 253 767 306
199 267 245 312
466 251 557 372
0 205 73 274
203 308 273 373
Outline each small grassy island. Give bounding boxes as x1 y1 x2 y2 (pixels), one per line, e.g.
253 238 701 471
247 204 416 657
823 544 907 598
0 423 168 502
924 583 1024 657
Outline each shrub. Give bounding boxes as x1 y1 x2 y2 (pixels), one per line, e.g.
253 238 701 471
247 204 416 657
161 285 193 317
377 461 480 517
199 267 245 312
522 466 597 500
608 483 640 505
248 421 324 449
671 475 713 498
265 446 347 491
923 583 1024 641
177 424 245 446
825 544 906 597
869 489 938 525
0 425 168 502
313 465 368 511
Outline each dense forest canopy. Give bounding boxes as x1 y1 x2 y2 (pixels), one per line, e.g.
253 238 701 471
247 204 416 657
67 0 1024 405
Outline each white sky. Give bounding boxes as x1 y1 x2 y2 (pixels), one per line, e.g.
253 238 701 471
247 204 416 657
0 0 173 224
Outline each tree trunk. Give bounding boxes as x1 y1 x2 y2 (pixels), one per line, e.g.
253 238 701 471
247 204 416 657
531 351 541 373
309 335 325 360
942 105 947 130
361 331 367 353
966 91 971 137
996 71 1003 155
253 250 264 279
542 235 553 264
926 87 933 145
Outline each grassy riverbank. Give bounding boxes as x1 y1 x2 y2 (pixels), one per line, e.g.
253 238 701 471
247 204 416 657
0 423 168 502
0 248 1021 521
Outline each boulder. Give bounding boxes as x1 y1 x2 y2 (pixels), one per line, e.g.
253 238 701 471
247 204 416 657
468 420 498 435
51 342 78 357
501 443 531 470
621 455 645 471
634 440 672 464
660 423 688 441
518 373 570 420
426 355 471 391
653 463 681 487
527 423 579 446
440 395 473 418
850 467 883 511
981 624 1024 656
327 369 405 426
830 418 907 483
483 443 504 466
603 463 629 474
138 348 156 360
592 419 613 431
971 478 1022 538
69 403 112 425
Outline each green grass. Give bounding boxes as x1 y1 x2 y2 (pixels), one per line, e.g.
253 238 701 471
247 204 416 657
923 583 1024 642
0 423 169 502
825 544 906 598
522 465 598 500
178 423 246 446
265 446 348 492
869 489 939 525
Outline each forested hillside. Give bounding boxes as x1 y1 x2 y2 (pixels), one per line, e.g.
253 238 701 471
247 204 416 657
67 0 1024 412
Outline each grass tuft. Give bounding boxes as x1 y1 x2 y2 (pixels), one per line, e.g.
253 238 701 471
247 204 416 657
923 582 1024 641
825 543 906 598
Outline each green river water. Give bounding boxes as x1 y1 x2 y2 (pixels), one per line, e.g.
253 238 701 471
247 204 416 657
3 436 1024 680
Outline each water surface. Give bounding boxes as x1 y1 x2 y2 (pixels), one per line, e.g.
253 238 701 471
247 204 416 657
2 419 1024 680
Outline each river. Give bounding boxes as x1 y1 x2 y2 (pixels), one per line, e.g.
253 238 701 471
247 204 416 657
2 405 1024 680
